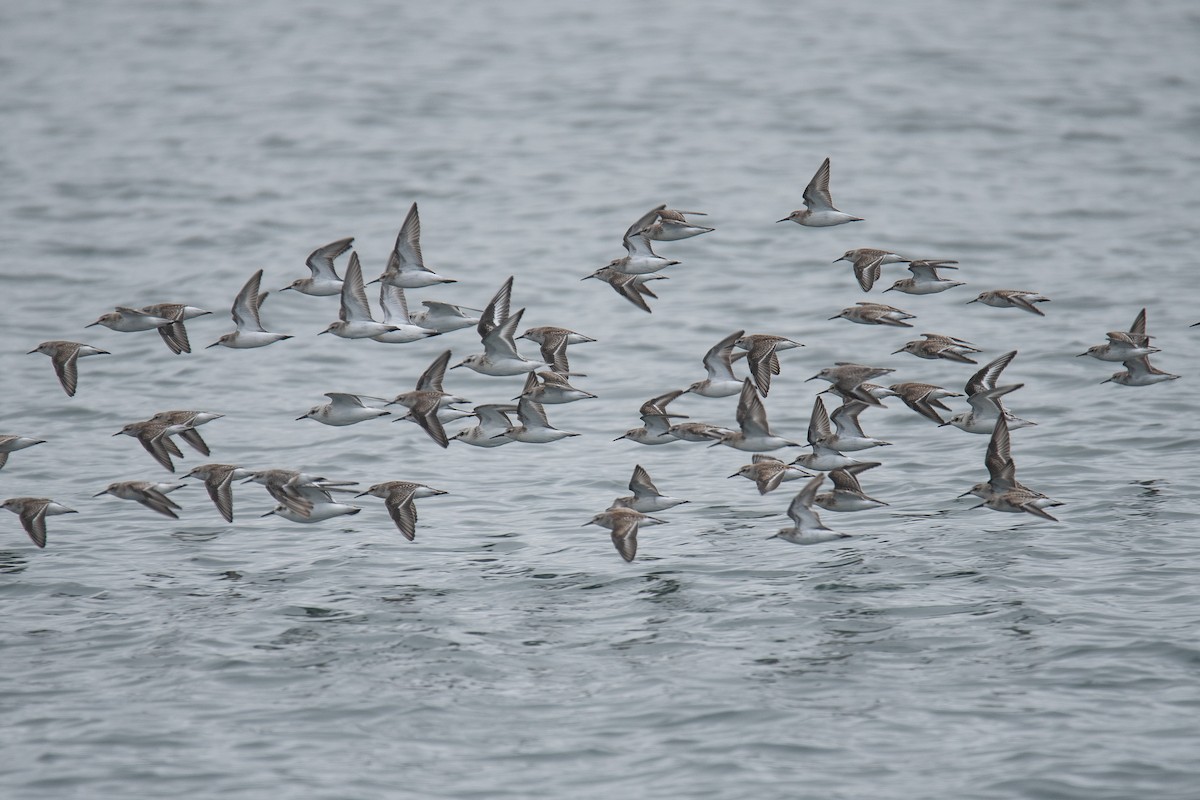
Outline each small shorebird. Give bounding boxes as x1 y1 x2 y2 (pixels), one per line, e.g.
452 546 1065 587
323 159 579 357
770 475 851 545
710 379 801 452
882 260 963 295
281 236 353 296
184 463 252 523
888 382 963 425
371 284 439 343
789 396 867 471
28 341 110 397
833 248 907 292
515 371 595 405
373 202 456 288
94 481 187 519
356 481 447 541
729 454 813 495
967 289 1050 316
298 393 392 426
685 330 745 398
389 350 469 413
449 404 519 448
893 333 981 364
581 267 668 313
1103 355 1181 386
2 497 76 548
0 435 46 471
610 465 688 513
830 302 916 327
206 269 293 349
1078 308 1160 362
584 507 667 562
735 333 803 397
599 210 682 276
614 390 688 446
409 299 482 333
498 398 579 444
826 399 891 451
631 204 713 241
114 419 185 472
778 158 863 227
139 303 211 354
806 363 895 407
962 417 1061 522
814 463 887 512
943 351 1034 434
320 253 401 339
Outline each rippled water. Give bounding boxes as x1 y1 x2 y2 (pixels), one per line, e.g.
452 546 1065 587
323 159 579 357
3 1 1200 797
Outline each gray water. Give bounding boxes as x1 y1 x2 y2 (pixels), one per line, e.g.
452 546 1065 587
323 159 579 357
3 1 1200 798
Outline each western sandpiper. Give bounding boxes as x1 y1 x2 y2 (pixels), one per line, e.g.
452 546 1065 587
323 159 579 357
518 326 594 376
389 350 469 412
499 398 579 443
888 382 963 425
600 211 682 276
967 289 1050 316
0 436 46 471
139 303 211 354
833 249 907 292
581 267 668 313
584 507 667 562
263 501 361 523
814 463 887 512
827 399 891 451
281 236 353 296
633 204 713 241
409 299 482 333
1078 308 1159 362
735 333 803 397
28 341 110 397
373 202 456 288
882 260 963 295
770 475 851 544
184 463 251 523
2 497 76 548
963 417 1060 522
372 285 439 343
147 410 223 456
615 390 688 446
454 307 547 376
516 371 596 404
449 404 519 447
943 351 1034 434
114 420 185 472
206 269 293 349
830 302 916 327
611 464 688 513
729 454 813 495
393 393 454 448
319 253 401 339
94 481 186 519
710 378 801 452
298 393 392 426
1103 355 1181 386
789 396 867 471
355 481 447 541
669 420 735 443
778 158 863 227
685 330 746 398
806 363 895 407
893 333 981 364
242 469 359 518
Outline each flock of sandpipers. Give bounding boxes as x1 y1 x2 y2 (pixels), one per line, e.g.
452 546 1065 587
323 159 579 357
2 159 1189 560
